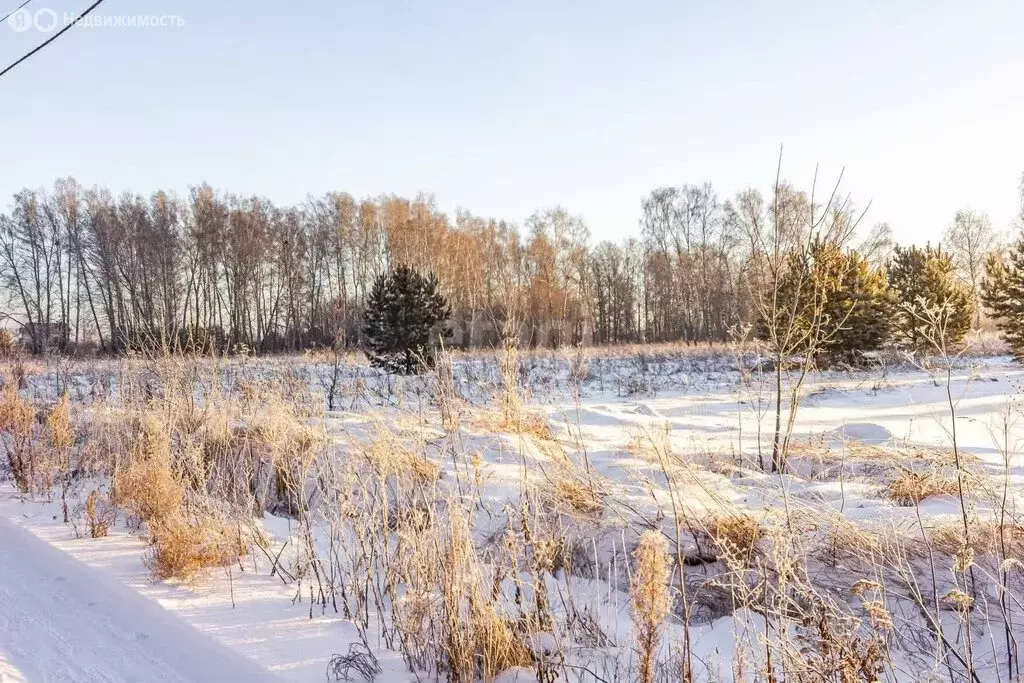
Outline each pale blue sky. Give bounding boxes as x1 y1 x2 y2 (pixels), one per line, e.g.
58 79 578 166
1 0 1022 243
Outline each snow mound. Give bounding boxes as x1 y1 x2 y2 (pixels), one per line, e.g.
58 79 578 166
633 403 663 418
572 407 631 427
826 422 893 446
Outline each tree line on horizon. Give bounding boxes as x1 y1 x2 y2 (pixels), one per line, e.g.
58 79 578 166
0 175 1020 357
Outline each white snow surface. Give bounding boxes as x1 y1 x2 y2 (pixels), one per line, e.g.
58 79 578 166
4 352 1024 682
0 514 281 683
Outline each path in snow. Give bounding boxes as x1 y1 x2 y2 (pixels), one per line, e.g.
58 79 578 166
0 515 280 683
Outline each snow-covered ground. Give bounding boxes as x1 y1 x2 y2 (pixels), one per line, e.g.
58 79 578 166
0 514 283 682
3 351 1024 682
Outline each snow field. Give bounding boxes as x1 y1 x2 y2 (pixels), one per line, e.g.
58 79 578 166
2 350 1024 681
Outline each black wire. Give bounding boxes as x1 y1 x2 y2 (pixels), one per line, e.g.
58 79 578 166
0 0 108 79
0 0 34 25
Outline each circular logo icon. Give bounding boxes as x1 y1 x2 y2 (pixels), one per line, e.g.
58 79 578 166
7 7 33 32
34 8 58 33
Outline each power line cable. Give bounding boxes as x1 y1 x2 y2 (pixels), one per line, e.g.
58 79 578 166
0 0 108 80
0 0 34 26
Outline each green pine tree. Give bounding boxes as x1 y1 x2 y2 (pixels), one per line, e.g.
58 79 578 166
757 244 820 353
982 236 1024 359
363 265 452 374
888 244 973 352
825 250 895 360
761 240 893 362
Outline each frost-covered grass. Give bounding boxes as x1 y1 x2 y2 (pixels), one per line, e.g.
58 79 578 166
2 344 1024 682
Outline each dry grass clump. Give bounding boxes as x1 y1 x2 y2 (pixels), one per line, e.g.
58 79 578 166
787 442 979 484
145 516 247 581
550 477 605 516
0 329 17 357
529 435 606 517
529 435 571 466
44 393 79 522
511 411 555 441
364 430 440 486
188 398 328 517
84 489 116 538
816 515 885 566
450 562 533 676
75 405 139 475
703 511 765 559
464 607 534 679
961 330 1009 357
497 334 523 416
929 518 1024 559
388 505 534 680
112 450 184 531
475 331 554 442
46 393 74 452
101 411 249 580
0 380 39 492
472 408 554 441
193 419 260 508
261 419 326 516
885 468 962 506
899 443 980 467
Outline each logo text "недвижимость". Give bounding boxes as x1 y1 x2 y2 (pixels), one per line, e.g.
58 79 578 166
7 9 186 33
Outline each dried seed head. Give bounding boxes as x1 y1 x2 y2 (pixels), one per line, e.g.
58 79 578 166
941 589 974 613
863 600 893 630
954 543 975 574
850 579 882 597
631 531 671 627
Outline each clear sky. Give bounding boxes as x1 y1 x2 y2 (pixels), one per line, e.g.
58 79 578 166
1 0 1022 244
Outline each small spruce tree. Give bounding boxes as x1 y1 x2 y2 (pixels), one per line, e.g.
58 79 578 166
757 244 820 353
888 244 973 352
362 265 451 374
761 240 893 362
982 237 1024 358
826 249 896 360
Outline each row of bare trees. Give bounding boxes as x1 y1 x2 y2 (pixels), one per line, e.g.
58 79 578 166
0 175 1004 354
